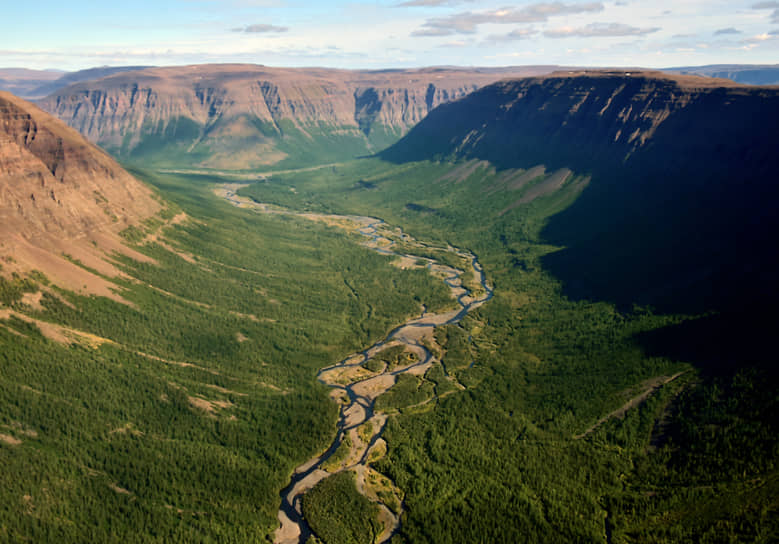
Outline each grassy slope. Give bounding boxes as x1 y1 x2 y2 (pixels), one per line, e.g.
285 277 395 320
238 158 778 543
116 117 404 172
0 169 453 542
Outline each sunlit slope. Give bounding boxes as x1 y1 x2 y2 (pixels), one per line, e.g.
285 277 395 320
0 90 161 298
39 64 557 170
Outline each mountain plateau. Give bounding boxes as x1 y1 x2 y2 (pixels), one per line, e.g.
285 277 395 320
37 64 561 169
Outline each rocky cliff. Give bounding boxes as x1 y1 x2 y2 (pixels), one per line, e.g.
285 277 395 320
38 64 557 169
384 70 777 171
383 71 779 313
0 91 160 297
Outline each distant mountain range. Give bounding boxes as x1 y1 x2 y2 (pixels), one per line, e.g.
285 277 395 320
1 63 774 171
35 64 559 169
0 66 151 99
2 63 775 102
664 64 779 85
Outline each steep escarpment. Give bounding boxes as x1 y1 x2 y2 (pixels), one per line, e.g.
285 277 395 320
0 91 160 298
383 70 776 173
38 64 555 169
383 71 779 314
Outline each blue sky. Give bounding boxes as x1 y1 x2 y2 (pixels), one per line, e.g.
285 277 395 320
2 0 777 70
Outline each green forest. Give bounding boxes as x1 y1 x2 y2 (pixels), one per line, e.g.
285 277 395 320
239 158 778 542
302 472 382 544
1 154 776 543
0 169 452 541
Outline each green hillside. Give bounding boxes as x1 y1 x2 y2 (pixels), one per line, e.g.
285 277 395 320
238 156 778 542
0 169 452 542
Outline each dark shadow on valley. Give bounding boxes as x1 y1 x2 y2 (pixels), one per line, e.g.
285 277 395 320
381 75 779 374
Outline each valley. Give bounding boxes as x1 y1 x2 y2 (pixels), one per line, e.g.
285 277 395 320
1 67 777 543
217 182 493 543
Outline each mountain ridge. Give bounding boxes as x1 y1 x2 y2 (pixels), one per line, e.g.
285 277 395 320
0 90 161 299
0 66 151 100
665 63 779 85
382 70 779 313
36 64 564 169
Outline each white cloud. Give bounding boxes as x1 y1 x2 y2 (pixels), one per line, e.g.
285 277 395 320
714 27 741 35
752 1 779 23
397 0 473 6
545 22 660 38
232 24 288 33
486 28 540 42
412 2 604 37
436 40 472 47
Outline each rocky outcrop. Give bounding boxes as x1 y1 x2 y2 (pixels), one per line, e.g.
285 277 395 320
0 91 160 298
38 64 557 169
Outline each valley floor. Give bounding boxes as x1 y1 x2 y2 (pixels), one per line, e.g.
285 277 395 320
1 158 776 543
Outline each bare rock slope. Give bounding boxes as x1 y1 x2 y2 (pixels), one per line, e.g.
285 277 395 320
0 91 160 297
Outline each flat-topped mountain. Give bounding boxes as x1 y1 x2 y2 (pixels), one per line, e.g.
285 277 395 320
0 66 152 100
0 91 160 297
383 69 771 165
37 64 559 169
384 70 779 313
665 64 779 85
0 68 64 99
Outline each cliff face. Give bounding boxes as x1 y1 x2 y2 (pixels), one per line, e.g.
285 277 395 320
383 70 777 173
0 91 160 298
38 64 555 169
0 91 158 238
383 71 779 313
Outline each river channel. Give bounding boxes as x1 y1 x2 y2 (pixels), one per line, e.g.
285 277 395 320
215 183 493 544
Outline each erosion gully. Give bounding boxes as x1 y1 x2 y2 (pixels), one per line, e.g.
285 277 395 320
216 183 493 544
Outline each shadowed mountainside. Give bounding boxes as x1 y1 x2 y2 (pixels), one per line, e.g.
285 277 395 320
0 91 160 297
383 70 779 315
37 64 560 169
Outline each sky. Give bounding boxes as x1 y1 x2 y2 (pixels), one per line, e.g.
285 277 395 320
1 0 777 71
